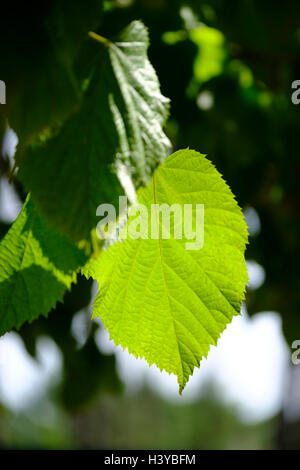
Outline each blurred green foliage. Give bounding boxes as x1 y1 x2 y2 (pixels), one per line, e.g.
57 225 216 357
0 385 277 450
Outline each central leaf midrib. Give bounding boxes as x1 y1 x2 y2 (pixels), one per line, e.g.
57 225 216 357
152 172 185 384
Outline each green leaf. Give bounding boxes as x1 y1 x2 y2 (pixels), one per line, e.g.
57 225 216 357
0 195 86 336
95 20 171 183
84 149 248 392
17 20 170 242
17 63 123 241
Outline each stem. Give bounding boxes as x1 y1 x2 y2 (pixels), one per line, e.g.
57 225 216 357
88 31 110 46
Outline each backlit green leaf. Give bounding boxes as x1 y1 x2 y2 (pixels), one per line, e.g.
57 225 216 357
0 196 86 336
84 149 248 392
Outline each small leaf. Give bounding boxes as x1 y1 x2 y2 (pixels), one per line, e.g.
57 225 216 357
84 149 248 392
0 196 86 336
